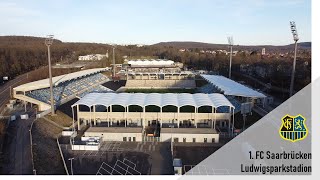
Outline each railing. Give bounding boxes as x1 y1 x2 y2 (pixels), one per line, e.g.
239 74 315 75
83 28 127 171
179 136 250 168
56 134 69 175
29 118 37 174
216 126 234 138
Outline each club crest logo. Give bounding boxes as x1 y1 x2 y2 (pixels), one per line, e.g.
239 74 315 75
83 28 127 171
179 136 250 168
279 114 308 142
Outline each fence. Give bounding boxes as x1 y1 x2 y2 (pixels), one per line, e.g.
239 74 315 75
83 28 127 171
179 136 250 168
71 144 100 151
29 117 38 175
56 136 69 175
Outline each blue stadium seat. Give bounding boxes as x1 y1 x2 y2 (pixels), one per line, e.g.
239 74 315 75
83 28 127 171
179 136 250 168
26 73 111 105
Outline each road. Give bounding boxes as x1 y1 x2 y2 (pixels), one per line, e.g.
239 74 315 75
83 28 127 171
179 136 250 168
0 74 28 112
0 106 35 174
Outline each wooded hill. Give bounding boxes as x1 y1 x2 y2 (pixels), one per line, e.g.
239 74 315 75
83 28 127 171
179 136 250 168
0 36 311 93
153 41 311 51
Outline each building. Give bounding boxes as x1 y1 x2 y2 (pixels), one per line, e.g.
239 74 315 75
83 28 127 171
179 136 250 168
262 48 266 55
78 53 108 61
72 93 236 143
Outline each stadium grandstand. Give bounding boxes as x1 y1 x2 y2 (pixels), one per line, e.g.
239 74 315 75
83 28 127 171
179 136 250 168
126 59 182 68
72 93 235 143
123 59 196 89
11 56 267 146
65 59 266 145
201 74 266 106
125 72 196 89
124 59 183 73
13 68 113 111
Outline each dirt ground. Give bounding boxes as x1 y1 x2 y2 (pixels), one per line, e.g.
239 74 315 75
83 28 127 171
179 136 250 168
44 110 73 127
32 119 66 174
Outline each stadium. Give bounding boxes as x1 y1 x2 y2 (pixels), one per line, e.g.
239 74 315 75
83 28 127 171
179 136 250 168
8 58 270 174
12 59 266 146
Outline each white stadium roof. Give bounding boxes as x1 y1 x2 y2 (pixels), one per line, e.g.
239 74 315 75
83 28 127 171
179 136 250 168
127 59 174 66
201 75 266 98
14 68 107 92
72 93 235 109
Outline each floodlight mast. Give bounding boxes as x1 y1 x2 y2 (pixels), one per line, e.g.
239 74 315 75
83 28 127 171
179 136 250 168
45 35 55 115
228 36 234 79
112 46 116 79
289 21 299 97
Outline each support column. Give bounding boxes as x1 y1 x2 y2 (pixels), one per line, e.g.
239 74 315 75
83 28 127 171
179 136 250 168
110 105 113 126
93 105 96 126
143 107 146 128
214 108 216 130
71 106 75 145
107 106 109 127
89 107 92 127
195 107 197 128
177 107 180 128
211 106 214 128
24 91 27 112
125 106 127 127
77 105 80 130
160 107 162 128
232 108 235 136
72 106 75 132
229 107 231 131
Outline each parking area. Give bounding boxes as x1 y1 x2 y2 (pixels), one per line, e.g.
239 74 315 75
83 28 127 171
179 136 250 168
173 143 224 174
184 165 230 175
96 159 142 175
61 141 173 175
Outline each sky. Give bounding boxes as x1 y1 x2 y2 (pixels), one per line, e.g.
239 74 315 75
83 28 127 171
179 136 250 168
0 0 311 45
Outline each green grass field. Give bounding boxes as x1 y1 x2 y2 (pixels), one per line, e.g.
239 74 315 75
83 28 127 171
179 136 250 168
125 88 196 94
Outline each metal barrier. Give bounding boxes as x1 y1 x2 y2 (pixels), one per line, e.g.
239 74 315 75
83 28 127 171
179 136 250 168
56 136 69 175
29 118 37 175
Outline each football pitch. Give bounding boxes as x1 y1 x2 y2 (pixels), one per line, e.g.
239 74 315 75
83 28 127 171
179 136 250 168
125 88 196 93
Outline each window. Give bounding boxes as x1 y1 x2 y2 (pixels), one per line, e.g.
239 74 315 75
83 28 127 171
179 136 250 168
133 137 136 142
212 138 215 143
183 138 186 143
123 137 127 141
128 137 131 142
193 138 196 143
204 138 207 143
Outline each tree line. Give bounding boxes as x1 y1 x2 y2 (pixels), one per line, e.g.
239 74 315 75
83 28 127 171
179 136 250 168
0 36 311 91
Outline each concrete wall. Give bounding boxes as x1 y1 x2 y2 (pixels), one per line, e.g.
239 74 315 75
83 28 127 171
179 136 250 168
83 130 218 143
79 112 230 122
14 94 51 111
84 132 143 142
160 133 219 143
125 79 196 88
71 144 100 151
